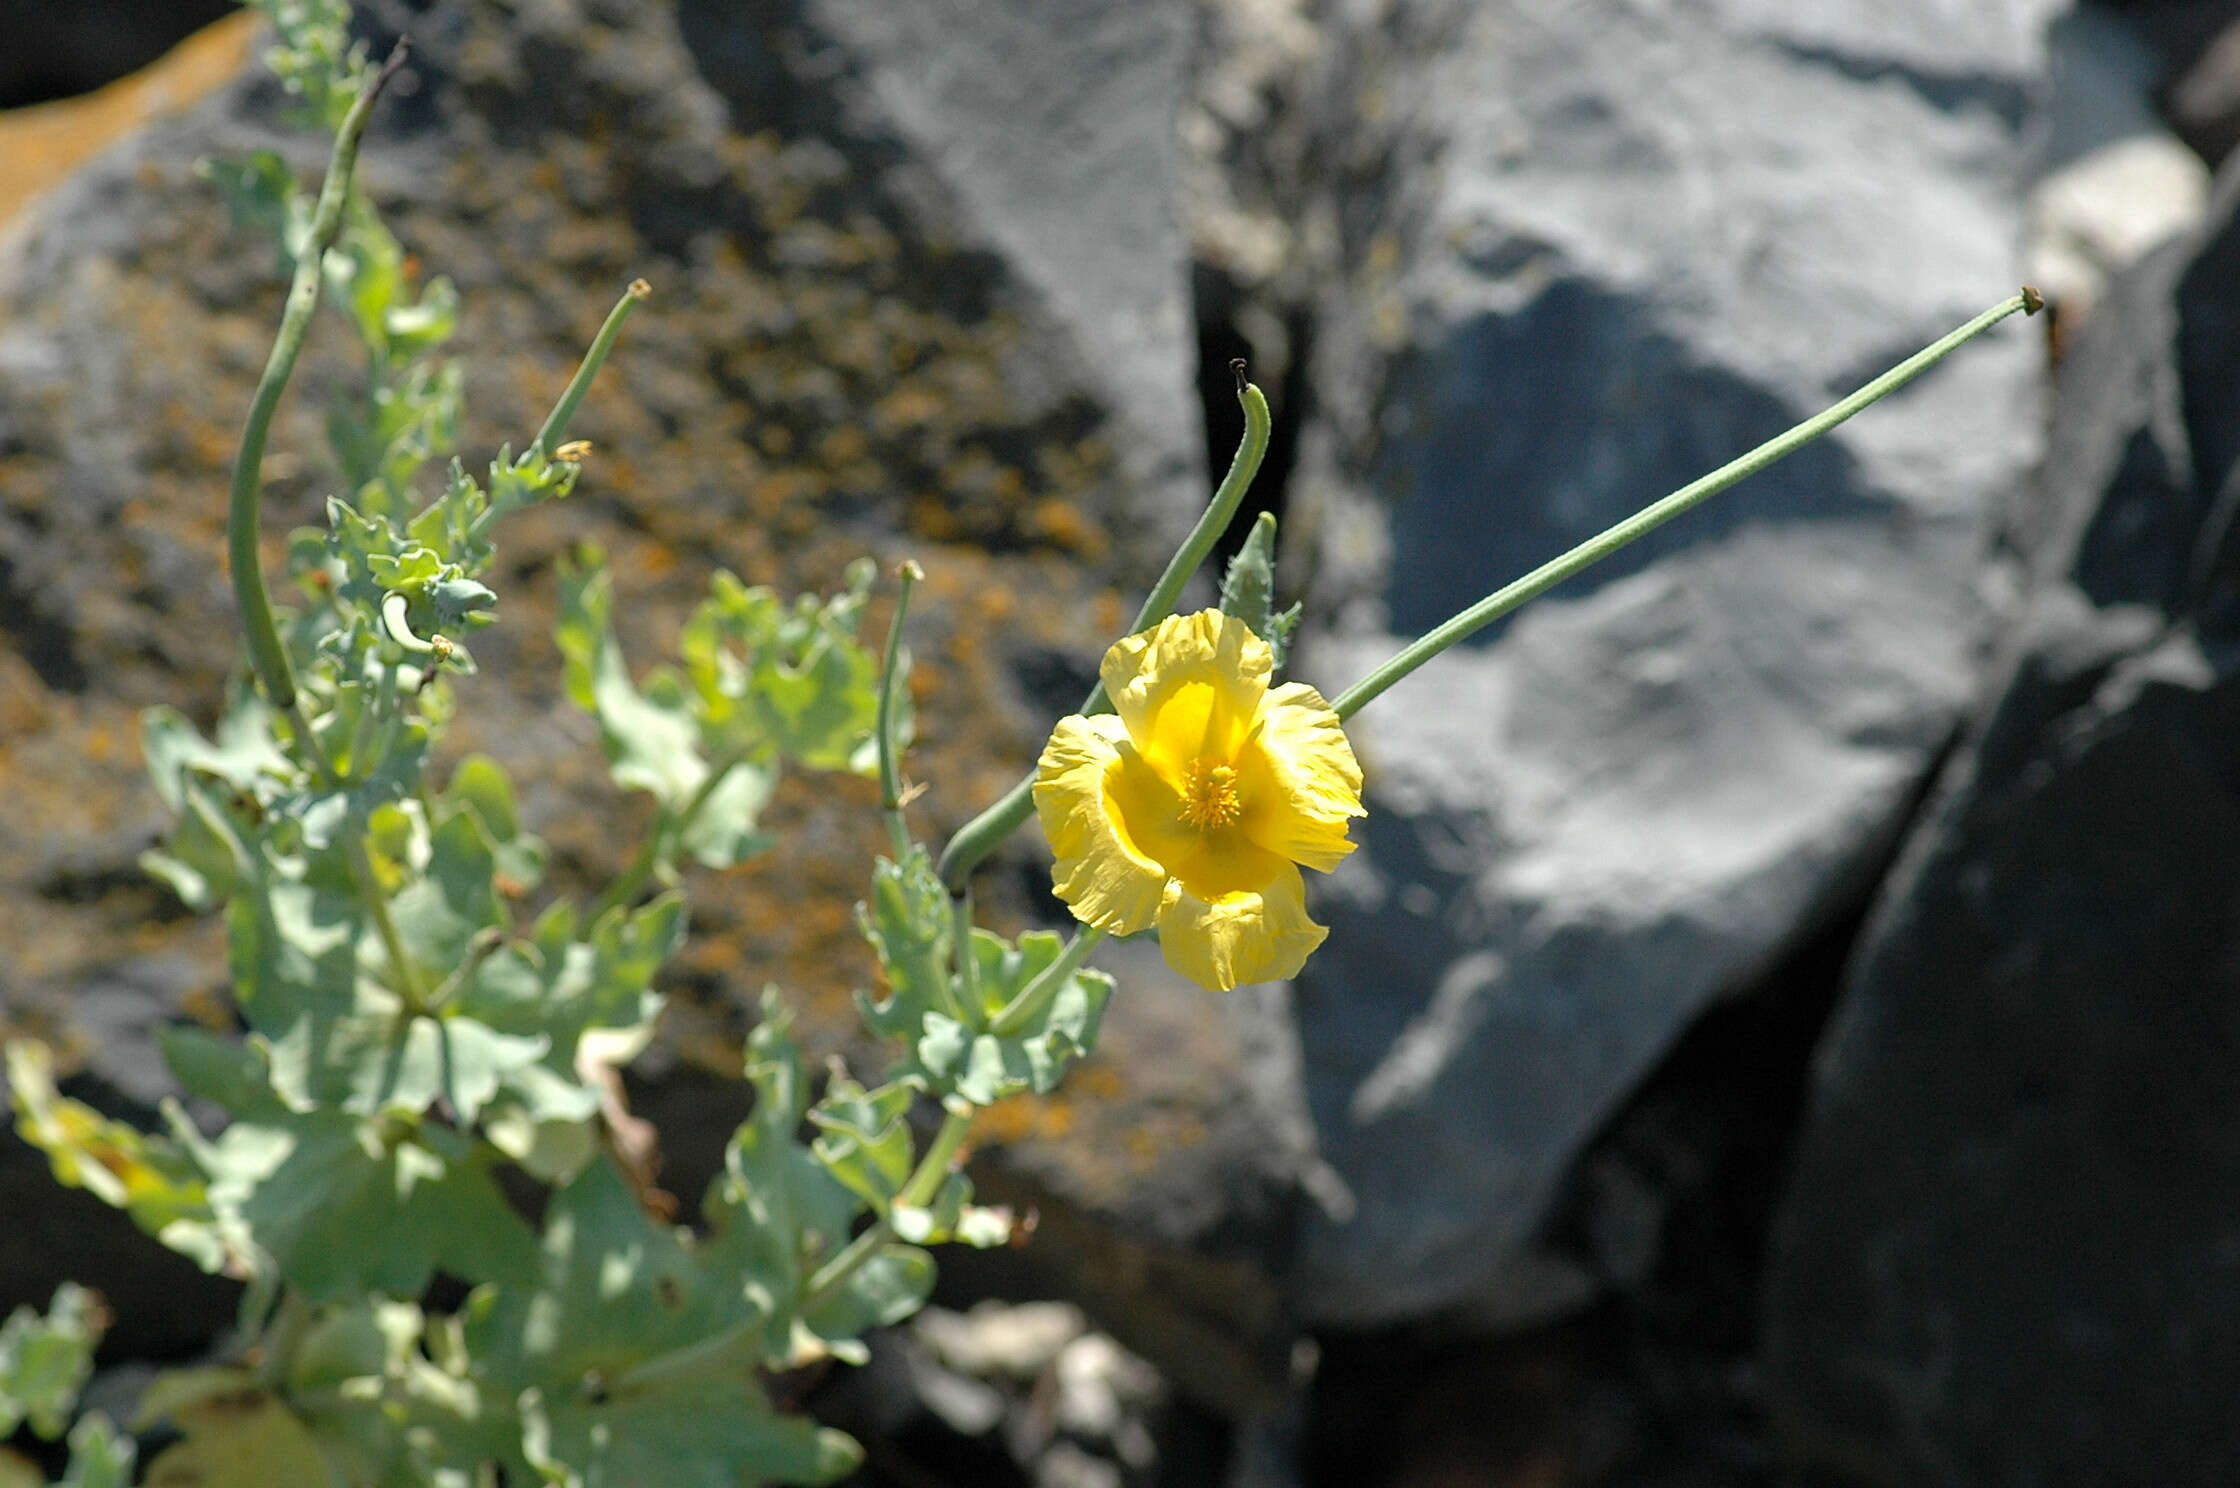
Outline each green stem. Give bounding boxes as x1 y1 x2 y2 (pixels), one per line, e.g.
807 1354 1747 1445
228 40 409 726
951 888 981 1022
934 365 1274 891
588 740 755 921
348 834 430 1015
877 561 924 859
800 1102 975 1311
989 926 1102 1037
898 1102 974 1209
1331 289 2043 720
343 654 395 780
532 278 652 457
588 824 667 924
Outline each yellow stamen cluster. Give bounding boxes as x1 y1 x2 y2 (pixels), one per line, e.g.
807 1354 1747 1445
1181 761 1242 829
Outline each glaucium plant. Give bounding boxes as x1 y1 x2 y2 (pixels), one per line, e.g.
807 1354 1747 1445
0 1 2041 1483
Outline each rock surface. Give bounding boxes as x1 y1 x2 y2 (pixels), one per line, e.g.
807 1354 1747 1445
1274 0 2052 1326
0 0 1213 1354
1763 157 2240 1486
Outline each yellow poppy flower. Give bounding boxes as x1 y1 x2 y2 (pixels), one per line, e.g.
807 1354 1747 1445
1033 610 1365 991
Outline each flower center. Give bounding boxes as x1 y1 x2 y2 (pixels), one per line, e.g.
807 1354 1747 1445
1180 760 1243 830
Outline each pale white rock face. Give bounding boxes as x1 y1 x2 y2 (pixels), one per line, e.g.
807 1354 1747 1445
1273 0 2052 1325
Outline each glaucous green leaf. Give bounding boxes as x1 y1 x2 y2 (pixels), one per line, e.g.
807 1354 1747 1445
7 1043 228 1272
674 760 778 870
696 993 864 1356
245 0 371 129
382 805 506 987
0 1283 106 1441
465 1154 858 1485
800 1244 935 1345
455 894 681 1089
136 1367 330 1488
443 753 547 895
904 930 1114 1106
155 1026 284 1120
1217 510 1301 675
746 560 886 774
806 1077 915 1215
55 1412 134 1488
202 1113 538 1300
516 1370 859 1488
854 848 953 1042
556 556 706 807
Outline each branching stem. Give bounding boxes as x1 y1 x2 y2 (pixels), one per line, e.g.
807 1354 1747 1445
228 39 409 748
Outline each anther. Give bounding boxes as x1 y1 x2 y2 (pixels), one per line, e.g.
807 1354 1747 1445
1182 761 1243 829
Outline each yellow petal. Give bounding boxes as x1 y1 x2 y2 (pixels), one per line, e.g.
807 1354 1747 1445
1237 681 1365 873
1034 713 1167 934
1155 863 1329 992
1164 825 1291 904
1103 745 1198 870
1102 612 1271 786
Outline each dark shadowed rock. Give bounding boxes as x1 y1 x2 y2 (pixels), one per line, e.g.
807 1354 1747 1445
1272 0 2052 1328
1764 157 2240 1485
0 0 237 108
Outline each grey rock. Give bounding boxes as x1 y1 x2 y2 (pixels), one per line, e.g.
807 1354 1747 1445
805 0 1197 521
1762 158 2240 1486
1279 0 2051 1326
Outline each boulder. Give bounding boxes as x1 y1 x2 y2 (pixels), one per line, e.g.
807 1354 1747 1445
1275 0 2053 1326
0 0 1208 1350
1763 156 2240 1485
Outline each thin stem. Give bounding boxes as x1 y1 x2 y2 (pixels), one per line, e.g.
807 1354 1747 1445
587 819 668 924
1330 290 2043 720
951 888 981 1023
533 279 652 457
934 366 1274 891
587 740 756 921
988 926 1102 1038
800 1103 975 1311
1103 366 1275 699
897 1102 974 1209
342 655 395 780
877 561 923 859
228 40 409 724
347 834 429 1015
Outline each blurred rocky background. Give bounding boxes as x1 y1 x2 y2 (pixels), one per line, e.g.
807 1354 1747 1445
5 0 2240 1484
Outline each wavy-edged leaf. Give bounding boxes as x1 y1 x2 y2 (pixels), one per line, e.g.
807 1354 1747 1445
201 1114 538 1300
0 1283 107 1441
7 1043 227 1273
902 930 1114 1105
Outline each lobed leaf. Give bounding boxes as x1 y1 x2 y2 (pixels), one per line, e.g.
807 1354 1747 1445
897 929 1114 1106
7 1043 230 1273
0 1283 107 1441
200 1113 538 1300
